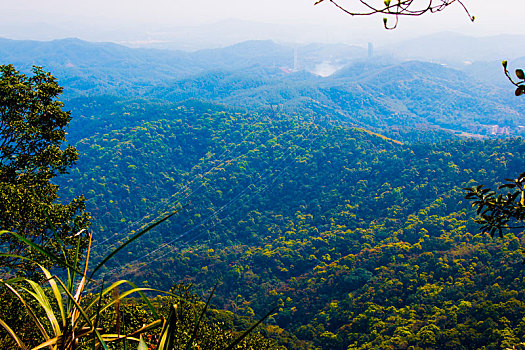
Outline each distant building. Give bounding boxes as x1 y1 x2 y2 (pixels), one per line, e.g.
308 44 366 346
491 125 511 135
368 42 373 59
293 47 298 71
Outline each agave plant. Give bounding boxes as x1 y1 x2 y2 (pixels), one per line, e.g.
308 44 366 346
0 209 276 350
0 210 183 349
0 230 166 349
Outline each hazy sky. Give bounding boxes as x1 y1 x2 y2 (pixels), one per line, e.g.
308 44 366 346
1 1 524 48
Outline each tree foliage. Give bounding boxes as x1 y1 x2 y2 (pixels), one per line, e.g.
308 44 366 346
465 173 525 238
0 228 281 350
53 99 525 349
0 64 90 274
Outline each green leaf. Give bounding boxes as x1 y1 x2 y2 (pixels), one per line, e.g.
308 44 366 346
93 328 110 350
0 281 51 340
185 283 218 350
83 279 178 321
0 317 28 350
23 280 61 336
158 304 178 350
68 232 85 315
39 265 66 328
0 230 83 275
52 277 96 331
92 281 106 349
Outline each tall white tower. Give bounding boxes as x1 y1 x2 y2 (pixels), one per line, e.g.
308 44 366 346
293 47 298 71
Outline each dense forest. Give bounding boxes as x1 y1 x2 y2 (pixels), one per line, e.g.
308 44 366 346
2 37 525 349
54 97 525 349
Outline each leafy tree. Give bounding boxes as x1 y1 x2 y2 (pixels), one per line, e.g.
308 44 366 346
464 173 525 237
0 64 90 274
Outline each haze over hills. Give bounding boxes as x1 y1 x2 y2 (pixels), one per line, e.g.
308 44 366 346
4 19 525 348
0 16 422 50
4 30 525 69
381 32 525 65
0 36 366 80
1 36 523 140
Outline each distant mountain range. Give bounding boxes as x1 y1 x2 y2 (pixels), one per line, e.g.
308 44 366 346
1 37 523 139
3 33 525 349
0 37 367 80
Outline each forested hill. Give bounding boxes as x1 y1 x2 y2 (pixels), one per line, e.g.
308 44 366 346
57 101 525 349
2 37 524 139
5 36 525 349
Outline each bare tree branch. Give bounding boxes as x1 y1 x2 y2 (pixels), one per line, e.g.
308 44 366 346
315 0 474 29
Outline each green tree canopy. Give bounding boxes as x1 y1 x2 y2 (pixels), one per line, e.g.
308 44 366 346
465 173 525 238
0 64 90 274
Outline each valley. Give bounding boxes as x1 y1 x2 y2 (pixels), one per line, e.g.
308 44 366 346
2 35 525 349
